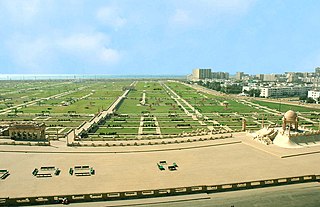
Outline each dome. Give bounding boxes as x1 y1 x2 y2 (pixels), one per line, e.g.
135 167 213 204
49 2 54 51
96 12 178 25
284 110 297 122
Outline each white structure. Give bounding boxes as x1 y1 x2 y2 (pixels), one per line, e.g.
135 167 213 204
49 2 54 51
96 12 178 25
242 85 260 92
308 90 320 102
251 110 320 148
260 86 311 98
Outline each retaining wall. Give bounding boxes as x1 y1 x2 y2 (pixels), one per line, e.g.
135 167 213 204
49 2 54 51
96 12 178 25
1 174 319 206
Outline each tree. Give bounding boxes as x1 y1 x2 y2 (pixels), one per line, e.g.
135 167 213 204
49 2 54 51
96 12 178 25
222 84 242 94
306 97 316 103
299 96 307 101
244 89 261 97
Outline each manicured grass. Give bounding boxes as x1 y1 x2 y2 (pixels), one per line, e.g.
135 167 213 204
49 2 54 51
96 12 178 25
161 127 206 134
2 79 319 139
21 99 115 114
96 127 138 134
253 100 320 112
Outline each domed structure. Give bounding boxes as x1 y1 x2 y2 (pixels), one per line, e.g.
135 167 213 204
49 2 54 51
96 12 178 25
284 110 297 122
282 110 299 132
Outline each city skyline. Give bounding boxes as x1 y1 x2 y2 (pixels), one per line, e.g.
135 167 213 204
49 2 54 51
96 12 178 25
1 0 320 75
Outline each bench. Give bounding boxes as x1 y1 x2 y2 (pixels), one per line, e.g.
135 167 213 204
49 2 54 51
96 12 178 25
90 168 95 175
71 165 94 176
40 166 55 171
75 172 91 176
168 166 177 171
159 160 167 165
74 165 89 170
36 173 52 177
0 170 9 179
157 163 165 171
54 168 61 175
32 168 39 176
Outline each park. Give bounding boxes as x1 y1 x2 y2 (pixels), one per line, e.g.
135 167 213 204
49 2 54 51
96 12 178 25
0 79 319 206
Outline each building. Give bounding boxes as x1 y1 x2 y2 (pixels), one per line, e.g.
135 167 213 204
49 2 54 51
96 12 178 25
255 74 264 80
211 72 229 79
260 86 312 98
192 68 212 81
308 90 320 102
263 74 277 82
8 122 46 141
235 72 244 80
242 85 259 93
315 67 320 76
301 77 320 84
286 73 299 83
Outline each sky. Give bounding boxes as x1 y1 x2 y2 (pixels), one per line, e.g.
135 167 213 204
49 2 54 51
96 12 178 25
0 0 320 75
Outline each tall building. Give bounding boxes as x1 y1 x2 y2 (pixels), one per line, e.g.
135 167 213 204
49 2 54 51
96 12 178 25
236 72 244 80
192 68 212 80
263 74 277 82
287 73 299 83
256 74 264 80
212 72 229 79
315 67 320 76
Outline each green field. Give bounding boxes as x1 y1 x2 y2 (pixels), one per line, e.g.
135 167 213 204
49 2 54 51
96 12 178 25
1 79 319 140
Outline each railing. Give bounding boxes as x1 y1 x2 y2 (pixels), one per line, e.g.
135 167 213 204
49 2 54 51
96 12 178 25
1 174 319 206
69 133 236 147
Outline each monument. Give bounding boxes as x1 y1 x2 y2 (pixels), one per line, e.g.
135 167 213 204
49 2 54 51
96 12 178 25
8 122 46 141
282 110 299 133
251 110 320 148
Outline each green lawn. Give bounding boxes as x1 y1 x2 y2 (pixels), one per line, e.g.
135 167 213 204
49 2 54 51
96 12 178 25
253 100 320 112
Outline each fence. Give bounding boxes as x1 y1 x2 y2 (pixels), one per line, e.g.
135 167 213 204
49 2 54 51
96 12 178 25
1 174 319 206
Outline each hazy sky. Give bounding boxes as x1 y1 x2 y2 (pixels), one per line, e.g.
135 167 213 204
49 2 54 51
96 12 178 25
0 0 320 75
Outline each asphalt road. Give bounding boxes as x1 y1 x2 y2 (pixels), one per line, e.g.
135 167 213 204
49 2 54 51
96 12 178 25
63 182 320 207
141 183 320 207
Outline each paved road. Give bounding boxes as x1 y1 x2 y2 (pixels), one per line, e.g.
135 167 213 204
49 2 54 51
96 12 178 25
60 183 320 207
140 183 320 207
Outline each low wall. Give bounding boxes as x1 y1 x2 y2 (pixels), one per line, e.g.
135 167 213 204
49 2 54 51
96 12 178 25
69 134 234 147
1 174 319 206
0 141 50 147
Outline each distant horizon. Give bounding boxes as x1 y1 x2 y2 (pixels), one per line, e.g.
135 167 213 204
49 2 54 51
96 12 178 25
0 73 187 80
0 66 318 77
0 66 319 76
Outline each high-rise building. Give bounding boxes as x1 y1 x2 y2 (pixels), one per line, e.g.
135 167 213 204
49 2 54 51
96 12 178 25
263 74 277 82
286 73 299 83
192 68 212 80
236 72 244 80
315 67 320 76
212 72 229 79
255 74 264 80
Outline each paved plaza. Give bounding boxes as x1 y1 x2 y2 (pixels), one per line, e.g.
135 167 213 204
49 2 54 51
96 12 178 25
0 133 319 199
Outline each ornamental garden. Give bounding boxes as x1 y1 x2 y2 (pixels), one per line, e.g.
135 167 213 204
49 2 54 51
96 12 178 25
0 79 319 142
